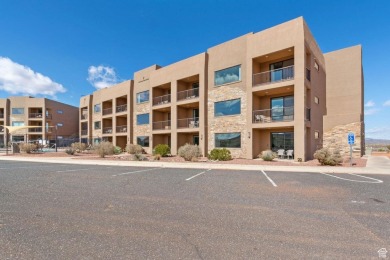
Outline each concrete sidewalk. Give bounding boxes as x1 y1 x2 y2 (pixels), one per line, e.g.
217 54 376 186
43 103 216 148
1 155 389 175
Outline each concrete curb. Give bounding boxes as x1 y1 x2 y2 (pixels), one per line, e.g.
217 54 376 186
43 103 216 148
1 156 388 175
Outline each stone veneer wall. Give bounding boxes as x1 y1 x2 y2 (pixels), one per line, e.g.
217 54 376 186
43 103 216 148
208 85 248 158
133 102 152 154
323 122 362 157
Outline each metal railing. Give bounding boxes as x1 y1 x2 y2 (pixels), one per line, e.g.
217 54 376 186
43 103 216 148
103 127 113 134
305 107 311 121
81 130 88 136
153 120 171 130
116 125 127 133
253 65 294 86
153 94 171 106
29 113 43 118
116 104 127 113
306 68 311 81
28 127 43 132
102 108 113 116
177 88 199 101
81 114 88 120
177 117 199 129
253 106 294 123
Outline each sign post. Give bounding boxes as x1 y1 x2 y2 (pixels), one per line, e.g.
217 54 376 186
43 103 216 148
348 132 355 166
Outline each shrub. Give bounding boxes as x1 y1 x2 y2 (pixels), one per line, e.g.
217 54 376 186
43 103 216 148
126 144 143 154
260 150 276 161
178 143 202 161
65 148 76 155
208 148 232 161
19 143 37 154
134 153 147 161
154 154 161 160
154 144 170 157
114 146 122 155
93 141 114 158
314 148 343 166
71 142 86 153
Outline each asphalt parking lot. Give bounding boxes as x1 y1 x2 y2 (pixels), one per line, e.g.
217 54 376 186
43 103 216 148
0 160 389 259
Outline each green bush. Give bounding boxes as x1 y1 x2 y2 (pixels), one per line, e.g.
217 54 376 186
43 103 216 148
65 148 76 155
113 146 122 155
208 148 232 161
126 144 143 154
178 143 202 161
71 142 86 153
260 150 276 161
93 141 114 158
314 148 343 166
154 144 170 157
19 143 37 154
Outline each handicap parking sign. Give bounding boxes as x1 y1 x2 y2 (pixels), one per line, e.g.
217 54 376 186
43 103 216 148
348 132 355 145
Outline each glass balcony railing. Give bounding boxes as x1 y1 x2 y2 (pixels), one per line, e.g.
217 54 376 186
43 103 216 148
116 104 127 113
29 113 43 118
177 88 199 101
253 65 294 86
103 127 113 134
153 94 171 106
116 125 127 133
177 117 199 129
102 108 113 116
253 106 294 123
153 120 171 130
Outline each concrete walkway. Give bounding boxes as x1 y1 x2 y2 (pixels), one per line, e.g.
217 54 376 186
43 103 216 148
1 155 389 175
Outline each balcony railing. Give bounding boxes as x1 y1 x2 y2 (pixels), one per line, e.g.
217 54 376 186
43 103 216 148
116 125 127 133
153 94 171 106
0 113 4 118
253 65 294 86
29 113 43 118
116 104 127 113
81 130 88 136
103 127 113 134
177 88 199 101
177 117 199 129
306 68 311 81
305 107 311 121
253 106 294 123
28 127 43 132
153 120 171 130
102 107 113 116
81 113 88 120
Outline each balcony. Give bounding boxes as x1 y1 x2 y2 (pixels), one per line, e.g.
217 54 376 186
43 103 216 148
103 127 113 134
116 104 127 113
29 127 43 133
29 113 43 119
305 107 311 121
81 130 88 136
81 114 88 120
153 120 171 130
177 117 199 129
177 88 199 101
253 106 294 123
116 125 127 133
102 108 113 116
253 65 294 87
153 94 171 106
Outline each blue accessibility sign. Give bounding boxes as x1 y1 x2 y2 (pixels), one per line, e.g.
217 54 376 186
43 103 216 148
348 132 355 145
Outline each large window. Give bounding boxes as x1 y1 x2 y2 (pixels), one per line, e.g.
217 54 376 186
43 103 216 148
12 108 24 115
137 113 149 125
271 96 294 121
94 121 101 130
136 91 150 104
214 98 241 117
215 133 241 148
94 104 101 113
271 132 294 151
214 65 241 86
11 121 25 126
137 136 150 147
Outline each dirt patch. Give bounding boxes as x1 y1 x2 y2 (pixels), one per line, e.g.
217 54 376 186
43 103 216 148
371 152 390 158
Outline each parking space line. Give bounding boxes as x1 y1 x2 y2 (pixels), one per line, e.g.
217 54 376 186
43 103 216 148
113 167 160 176
0 165 68 170
57 168 95 173
261 170 277 187
186 169 212 181
319 172 383 183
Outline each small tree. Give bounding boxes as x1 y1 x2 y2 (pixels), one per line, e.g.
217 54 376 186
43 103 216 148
93 141 114 158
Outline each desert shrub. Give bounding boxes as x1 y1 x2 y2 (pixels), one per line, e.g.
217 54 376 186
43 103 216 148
93 141 114 158
314 147 343 166
260 150 276 161
178 143 202 161
126 144 143 154
114 146 122 155
154 144 170 157
71 142 86 153
65 148 76 155
134 153 147 161
154 154 161 160
208 148 232 161
19 143 37 154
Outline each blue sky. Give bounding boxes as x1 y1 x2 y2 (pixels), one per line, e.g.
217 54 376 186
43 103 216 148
0 0 389 139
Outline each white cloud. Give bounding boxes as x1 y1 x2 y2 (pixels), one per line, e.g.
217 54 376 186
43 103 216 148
364 100 375 107
0 57 66 97
383 100 390 107
366 127 390 139
87 65 118 89
364 108 380 116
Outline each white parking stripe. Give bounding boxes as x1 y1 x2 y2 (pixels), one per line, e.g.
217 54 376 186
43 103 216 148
261 170 277 187
57 168 94 173
0 165 67 170
319 172 383 183
186 169 212 181
113 168 160 176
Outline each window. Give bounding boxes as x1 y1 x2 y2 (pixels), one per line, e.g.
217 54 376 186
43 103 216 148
57 123 63 127
271 96 294 121
137 136 150 147
315 131 320 139
137 113 149 125
271 132 294 152
11 121 25 126
93 138 101 144
94 104 101 113
314 96 319 104
136 90 150 103
214 98 241 117
12 108 24 115
215 132 241 148
57 110 63 114
94 121 101 130
214 65 241 86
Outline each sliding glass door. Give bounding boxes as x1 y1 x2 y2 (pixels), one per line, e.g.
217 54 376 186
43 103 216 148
271 132 294 151
271 96 294 121
269 59 294 82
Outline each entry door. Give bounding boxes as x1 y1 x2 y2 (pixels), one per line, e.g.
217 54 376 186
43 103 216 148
193 135 199 146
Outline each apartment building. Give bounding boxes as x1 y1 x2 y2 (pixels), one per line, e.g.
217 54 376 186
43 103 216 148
80 17 364 161
79 80 133 149
0 96 79 145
